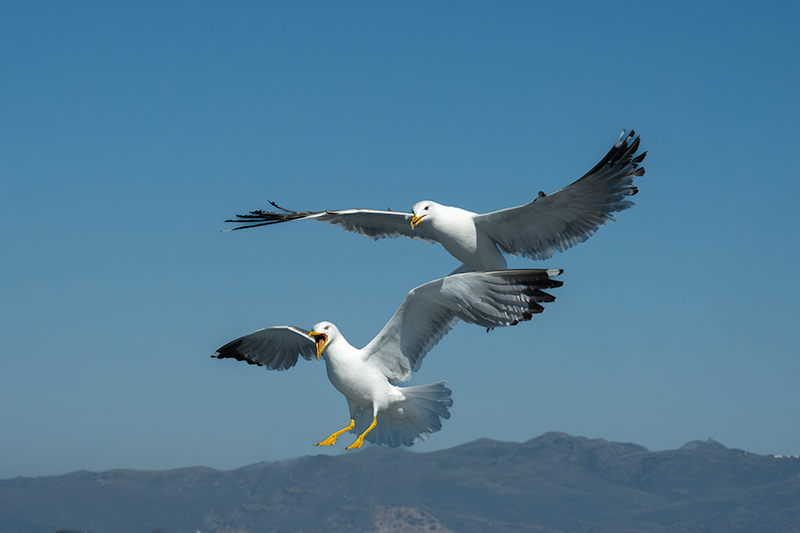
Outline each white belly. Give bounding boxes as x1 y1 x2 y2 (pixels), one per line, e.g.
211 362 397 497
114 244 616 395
325 357 400 411
435 221 507 271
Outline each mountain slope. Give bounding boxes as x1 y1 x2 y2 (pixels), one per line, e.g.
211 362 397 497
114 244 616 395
2 432 800 533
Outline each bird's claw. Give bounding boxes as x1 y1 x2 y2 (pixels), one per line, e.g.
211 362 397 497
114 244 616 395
345 438 365 450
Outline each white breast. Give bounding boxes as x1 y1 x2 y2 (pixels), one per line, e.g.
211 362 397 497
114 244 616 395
431 206 506 271
324 343 398 411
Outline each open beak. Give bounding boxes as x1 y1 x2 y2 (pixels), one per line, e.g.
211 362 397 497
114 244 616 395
309 330 328 360
410 214 425 229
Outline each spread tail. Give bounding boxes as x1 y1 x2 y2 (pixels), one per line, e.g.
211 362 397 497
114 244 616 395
352 381 453 448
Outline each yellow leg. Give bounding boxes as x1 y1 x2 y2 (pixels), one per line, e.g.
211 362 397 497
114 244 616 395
314 419 355 446
346 416 377 450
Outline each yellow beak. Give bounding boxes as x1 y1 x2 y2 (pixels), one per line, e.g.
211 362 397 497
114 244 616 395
410 214 425 229
309 330 328 360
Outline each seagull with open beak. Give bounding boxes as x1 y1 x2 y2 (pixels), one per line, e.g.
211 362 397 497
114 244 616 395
213 269 563 449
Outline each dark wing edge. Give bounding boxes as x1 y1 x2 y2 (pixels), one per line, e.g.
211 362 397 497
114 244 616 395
444 269 563 328
223 201 328 230
578 129 646 186
567 128 646 212
211 325 316 371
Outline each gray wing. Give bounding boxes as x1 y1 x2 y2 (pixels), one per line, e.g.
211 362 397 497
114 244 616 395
225 201 437 243
212 325 316 371
363 269 564 383
475 130 646 261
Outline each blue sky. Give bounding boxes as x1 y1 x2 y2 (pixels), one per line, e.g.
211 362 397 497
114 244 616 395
2 1 798 479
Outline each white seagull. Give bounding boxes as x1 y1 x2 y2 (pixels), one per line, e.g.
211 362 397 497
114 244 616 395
226 130 645 273
212 269 563 449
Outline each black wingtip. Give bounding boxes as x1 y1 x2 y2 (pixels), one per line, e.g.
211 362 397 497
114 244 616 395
578 129 645 186
212 338 262 366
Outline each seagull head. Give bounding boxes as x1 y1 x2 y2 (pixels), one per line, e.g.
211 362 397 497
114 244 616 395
411 200 437 229
309 321 338 360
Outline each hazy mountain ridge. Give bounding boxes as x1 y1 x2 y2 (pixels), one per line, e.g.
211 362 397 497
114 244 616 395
3 432 800 533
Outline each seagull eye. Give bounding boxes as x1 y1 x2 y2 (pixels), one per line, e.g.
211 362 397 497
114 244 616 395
424 206 429 211
324 326 329 330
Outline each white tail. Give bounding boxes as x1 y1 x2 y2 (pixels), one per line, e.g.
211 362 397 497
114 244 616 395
352 381 453 448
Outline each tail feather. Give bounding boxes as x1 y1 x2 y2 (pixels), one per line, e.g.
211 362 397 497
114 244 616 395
352 382 453 448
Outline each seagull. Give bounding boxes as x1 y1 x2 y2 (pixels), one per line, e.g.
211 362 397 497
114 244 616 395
212 269 563 449
226 130 645 273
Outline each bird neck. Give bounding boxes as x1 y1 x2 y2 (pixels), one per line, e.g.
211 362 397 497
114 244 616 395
323 335 356 362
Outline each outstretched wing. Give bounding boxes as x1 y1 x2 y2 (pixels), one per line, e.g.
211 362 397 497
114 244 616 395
476 130 646 261
363 269 564 383
212 325 317 371
225 201 437 243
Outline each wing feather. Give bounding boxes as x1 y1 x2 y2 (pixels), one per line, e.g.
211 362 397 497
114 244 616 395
363 269 563 383
475 130 646 261
212 325 316 371
225 202 437 243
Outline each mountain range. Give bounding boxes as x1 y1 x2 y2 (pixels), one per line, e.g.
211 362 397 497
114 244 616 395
3 432 800 533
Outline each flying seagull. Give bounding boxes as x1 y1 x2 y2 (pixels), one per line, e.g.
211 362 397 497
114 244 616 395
212 269 563 449
226 130 645 273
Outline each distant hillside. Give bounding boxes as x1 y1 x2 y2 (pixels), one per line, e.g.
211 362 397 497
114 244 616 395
3 432 800 533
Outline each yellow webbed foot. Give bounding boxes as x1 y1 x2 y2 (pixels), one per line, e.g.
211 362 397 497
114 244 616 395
314 418 355 447
345 437 366 450
345 416 377 451
314 435 338 447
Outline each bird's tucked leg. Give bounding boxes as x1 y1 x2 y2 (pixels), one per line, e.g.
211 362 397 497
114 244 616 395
314 419 355 446
346 416 377 450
